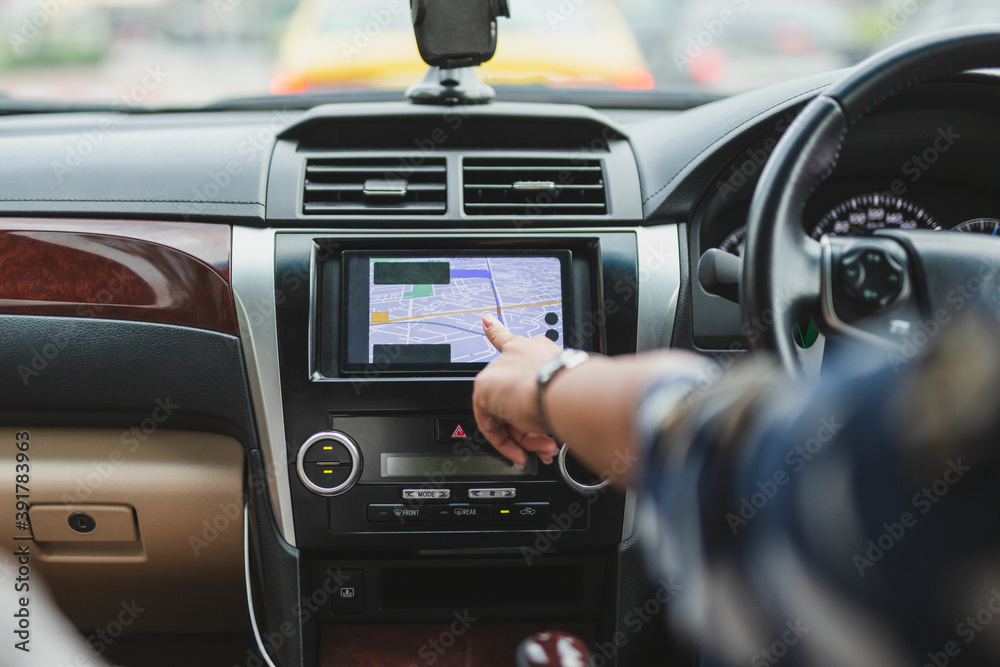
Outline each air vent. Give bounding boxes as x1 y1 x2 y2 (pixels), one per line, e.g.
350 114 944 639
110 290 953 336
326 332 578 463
303 157 446 215
463 158 606 216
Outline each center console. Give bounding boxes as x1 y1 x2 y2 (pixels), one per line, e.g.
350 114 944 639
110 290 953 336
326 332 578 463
275 233 636 554
232 102 682 666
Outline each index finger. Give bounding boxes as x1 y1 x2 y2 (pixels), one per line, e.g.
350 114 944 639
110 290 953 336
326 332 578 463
482 313 519 352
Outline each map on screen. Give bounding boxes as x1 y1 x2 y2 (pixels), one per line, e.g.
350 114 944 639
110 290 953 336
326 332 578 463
366 256 565 365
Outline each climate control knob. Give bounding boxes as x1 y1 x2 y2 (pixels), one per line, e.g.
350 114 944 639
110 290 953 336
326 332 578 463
296 431 362 496
557 444 611 494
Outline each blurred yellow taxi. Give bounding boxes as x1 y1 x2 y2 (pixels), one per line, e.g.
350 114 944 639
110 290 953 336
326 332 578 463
272 0 652 93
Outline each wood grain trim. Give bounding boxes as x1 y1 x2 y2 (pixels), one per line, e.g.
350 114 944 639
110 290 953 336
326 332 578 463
320 621 597 667
0 219 237 335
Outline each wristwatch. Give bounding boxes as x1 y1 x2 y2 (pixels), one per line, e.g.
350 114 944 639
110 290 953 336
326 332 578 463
536 349 592 435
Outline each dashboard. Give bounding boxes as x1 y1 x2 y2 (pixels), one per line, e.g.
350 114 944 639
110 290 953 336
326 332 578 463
1 68 999 667
686 81 1000 349
709 185 1000 258
714 192 1000 257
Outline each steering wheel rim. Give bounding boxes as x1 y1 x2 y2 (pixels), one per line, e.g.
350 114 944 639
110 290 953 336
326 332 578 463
742 27 1000 374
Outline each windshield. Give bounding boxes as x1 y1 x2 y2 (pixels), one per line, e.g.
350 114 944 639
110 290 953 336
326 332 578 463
0 0 995 107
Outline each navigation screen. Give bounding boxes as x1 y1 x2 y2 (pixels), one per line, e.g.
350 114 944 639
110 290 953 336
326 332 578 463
342 251 571 373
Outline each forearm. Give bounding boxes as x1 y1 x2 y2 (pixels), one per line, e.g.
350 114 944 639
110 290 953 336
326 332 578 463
543 350 710 487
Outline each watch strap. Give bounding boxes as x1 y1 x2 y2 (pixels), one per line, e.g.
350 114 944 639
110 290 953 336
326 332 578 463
536 349 591 435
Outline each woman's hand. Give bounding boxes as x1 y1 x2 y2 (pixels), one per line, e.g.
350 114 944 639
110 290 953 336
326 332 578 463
472 313 561 467
474 312 711 486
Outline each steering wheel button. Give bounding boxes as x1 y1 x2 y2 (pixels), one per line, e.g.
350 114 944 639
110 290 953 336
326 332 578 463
843 265 864 288
840 247 905 309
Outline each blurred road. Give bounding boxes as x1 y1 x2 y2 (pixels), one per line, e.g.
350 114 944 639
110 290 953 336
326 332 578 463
0 0 992 107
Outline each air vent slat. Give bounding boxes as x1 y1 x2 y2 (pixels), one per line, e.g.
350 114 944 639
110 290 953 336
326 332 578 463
306 165 446 174
306 183 446 192
463 184 604 190
463 166 602 173
304 202 446 213
465 203 607 209
303 157 446 216
463 158 606 216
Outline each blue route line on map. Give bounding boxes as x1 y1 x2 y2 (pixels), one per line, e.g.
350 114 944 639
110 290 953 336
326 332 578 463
483 258 504 325
448 269 492 279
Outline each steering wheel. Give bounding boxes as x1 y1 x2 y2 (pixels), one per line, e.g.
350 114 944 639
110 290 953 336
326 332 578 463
743 27 1000 373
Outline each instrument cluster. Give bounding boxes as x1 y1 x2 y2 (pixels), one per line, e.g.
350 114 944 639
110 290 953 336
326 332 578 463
716 192 999 257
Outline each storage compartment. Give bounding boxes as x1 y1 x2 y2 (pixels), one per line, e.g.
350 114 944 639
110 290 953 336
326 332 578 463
380 563 585 610
310 555 608 623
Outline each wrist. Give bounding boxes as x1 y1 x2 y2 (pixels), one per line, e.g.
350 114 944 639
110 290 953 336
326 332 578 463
536 349 592 437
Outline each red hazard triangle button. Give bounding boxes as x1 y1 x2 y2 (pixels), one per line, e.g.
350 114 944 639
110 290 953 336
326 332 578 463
435 417 478 443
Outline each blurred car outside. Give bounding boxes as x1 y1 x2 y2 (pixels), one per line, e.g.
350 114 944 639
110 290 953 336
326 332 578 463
657 0 862 94
272 0 653 94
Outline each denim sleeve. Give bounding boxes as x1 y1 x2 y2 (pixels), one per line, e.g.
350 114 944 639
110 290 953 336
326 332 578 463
634 317 1000 667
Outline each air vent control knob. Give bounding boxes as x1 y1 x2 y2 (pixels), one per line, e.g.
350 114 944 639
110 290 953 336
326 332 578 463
557 444 611 494
296 432 362 496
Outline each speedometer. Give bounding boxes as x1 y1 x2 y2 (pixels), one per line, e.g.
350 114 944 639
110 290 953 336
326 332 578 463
811 193 940 240
954 218 1000 235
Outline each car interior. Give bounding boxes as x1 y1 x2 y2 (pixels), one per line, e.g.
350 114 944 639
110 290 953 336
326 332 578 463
2 1 1000 666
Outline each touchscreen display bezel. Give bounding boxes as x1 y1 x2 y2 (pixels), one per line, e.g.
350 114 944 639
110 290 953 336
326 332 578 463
341 249 574 376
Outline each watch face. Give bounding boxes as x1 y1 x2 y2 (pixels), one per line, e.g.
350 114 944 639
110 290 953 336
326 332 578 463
538 351 572 385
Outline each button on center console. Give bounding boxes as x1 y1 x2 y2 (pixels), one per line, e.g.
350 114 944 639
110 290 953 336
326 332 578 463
431 505 492 521
330 569 364 616
402 489 450 500
434 416 483 443
368 504 428 523
494 502 550 522
468 488 516 500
